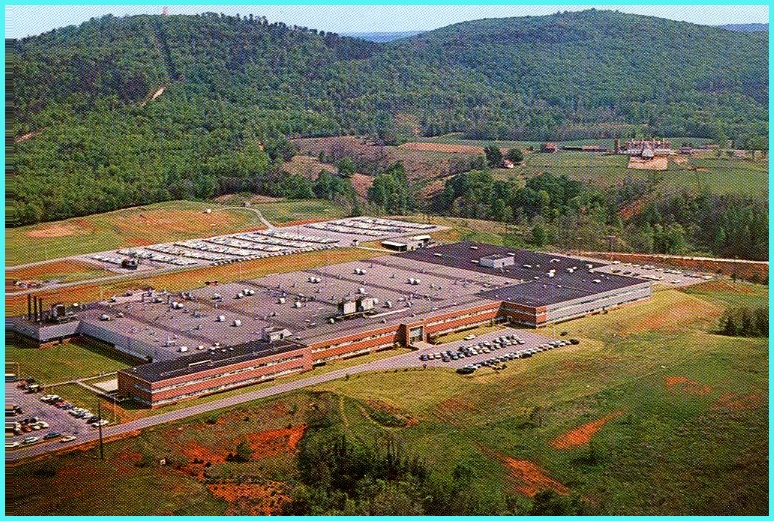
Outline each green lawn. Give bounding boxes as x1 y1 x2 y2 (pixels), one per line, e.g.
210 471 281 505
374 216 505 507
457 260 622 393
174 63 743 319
252 199 348 224
5 340 133 384
664 157 768 197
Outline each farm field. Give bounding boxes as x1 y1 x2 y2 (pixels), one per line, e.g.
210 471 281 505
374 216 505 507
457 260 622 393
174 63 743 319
5 201 264 267
5 340 133 384
6 282 767 515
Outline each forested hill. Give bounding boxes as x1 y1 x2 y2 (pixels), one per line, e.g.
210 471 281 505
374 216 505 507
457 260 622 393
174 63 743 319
6 10 769 225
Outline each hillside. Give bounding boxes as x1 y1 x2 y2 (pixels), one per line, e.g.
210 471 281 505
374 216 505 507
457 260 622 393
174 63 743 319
6 10 769 225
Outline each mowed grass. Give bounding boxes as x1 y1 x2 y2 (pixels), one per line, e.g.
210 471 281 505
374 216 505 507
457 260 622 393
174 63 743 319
253 199 347 224
5 340 133 384
5 201 262 266
664 157 768 197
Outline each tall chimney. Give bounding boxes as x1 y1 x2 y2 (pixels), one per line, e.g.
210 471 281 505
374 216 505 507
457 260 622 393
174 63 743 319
27 294 32 320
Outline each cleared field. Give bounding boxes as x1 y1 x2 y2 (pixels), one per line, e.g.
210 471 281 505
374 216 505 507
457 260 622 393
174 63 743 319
664 157 768 197
5 201 263 267
253 199 347 224
5 340 133 384
6 280 767 515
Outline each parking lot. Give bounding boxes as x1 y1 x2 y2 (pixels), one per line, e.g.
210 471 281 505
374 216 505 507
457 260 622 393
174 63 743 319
591 261 712 288
5 383 111 451
414 327 569 371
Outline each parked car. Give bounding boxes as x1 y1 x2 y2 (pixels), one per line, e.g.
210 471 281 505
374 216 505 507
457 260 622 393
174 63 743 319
43 431 61 440
60 435 77 443
6 441 20 449
22 436 40 445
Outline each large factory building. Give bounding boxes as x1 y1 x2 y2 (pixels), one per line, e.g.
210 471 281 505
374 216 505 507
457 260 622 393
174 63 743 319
9 242 652 407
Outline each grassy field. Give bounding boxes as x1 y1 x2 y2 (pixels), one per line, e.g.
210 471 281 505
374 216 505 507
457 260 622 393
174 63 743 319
664 157 769 197
5 199 352 267
6 281 767 515
5 340 133 384
5 201 263 267
252 199 347 224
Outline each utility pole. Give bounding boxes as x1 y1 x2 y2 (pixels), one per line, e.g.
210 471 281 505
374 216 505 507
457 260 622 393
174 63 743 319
97 400 104 461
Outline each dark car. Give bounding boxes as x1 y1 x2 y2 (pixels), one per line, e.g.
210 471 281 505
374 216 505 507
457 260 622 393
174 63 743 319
569 338 580 345
43 431 61 440
456 367 476 375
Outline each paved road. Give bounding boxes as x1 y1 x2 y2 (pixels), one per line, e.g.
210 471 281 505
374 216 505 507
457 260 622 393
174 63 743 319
6 327 559 462
5 348 426 462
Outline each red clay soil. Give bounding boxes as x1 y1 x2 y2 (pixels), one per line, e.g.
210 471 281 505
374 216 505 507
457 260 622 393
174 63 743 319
550 411 625 449
478 445 569 497
664 376 712 396
503 457 570 497
207 481 290 515
243 424 306 458
712 392 763 411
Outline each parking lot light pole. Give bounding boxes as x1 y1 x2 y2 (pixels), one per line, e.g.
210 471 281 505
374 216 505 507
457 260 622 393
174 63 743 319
97 400 104 461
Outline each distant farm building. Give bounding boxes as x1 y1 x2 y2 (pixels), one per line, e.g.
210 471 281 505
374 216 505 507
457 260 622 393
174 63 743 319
540 142 558 153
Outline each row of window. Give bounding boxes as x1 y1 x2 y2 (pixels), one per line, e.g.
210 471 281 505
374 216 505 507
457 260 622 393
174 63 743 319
152 353 304 392
152 366 305 405
425 307 492 327
310 330 395 353
314 341 393 363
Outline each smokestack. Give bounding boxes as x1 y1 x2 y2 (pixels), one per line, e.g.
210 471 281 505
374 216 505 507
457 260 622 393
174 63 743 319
27 295 32 320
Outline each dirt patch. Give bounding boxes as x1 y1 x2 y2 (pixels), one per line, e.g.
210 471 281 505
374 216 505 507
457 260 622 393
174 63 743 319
26 223 85 238
627 156 669 170
398 142 484 155
243 424 306 458
282 155 337 180
207 480 290 515
664 376 712 396
502 457 569 497
712 392 763 411
672 155 689 165
550 411 625 449
350 173 373 200
420 178 447 198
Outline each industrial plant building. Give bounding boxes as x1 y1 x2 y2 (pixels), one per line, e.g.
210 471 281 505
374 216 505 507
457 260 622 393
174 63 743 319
8 242 652 407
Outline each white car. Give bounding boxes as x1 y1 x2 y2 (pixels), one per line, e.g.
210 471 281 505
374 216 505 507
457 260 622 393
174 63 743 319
5 441 20 449
22 436 40 445
60 435 77 443
464 334 476 341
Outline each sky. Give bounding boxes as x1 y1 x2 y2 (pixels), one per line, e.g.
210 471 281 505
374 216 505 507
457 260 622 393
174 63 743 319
4 4 770 39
